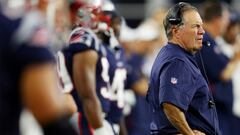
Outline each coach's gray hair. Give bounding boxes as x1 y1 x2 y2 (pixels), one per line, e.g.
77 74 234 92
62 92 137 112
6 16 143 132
163 3 198 39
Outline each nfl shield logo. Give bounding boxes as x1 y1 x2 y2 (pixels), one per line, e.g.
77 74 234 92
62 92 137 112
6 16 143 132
171 77 178 84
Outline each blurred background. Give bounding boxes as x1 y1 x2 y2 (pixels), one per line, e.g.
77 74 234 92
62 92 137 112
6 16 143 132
112 0 240 28
2 0 240 135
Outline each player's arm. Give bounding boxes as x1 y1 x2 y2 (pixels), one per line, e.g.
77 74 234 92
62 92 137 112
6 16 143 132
220 52 240 81
20 62 77 135
162 103 205 135
72 50 103 129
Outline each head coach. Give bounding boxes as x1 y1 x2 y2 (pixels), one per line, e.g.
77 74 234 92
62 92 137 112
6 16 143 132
146 2 221 135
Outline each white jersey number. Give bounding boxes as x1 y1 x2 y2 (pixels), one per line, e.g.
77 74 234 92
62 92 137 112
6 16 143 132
109 68 127 108
56 51 73 93
100 57 127 108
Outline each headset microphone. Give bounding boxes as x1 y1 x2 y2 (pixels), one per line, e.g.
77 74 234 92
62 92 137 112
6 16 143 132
203 41 211 47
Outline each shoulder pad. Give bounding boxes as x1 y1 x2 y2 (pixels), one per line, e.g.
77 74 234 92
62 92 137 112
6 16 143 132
68 27 100 51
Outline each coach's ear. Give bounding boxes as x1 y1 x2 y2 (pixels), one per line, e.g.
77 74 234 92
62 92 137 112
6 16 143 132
172 26 182 39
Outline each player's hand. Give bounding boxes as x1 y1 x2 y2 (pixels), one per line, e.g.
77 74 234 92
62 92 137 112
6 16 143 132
93 120 114 135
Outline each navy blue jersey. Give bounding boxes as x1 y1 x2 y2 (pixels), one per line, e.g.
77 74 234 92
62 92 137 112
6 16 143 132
59 27 112 134
125 54 151 135
104 45 127 126
125 54 144 89
147 43 221 135
0 11 54 135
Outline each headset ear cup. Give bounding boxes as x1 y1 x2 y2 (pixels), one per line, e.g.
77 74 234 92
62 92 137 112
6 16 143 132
168 17 181 25
168 2 184 25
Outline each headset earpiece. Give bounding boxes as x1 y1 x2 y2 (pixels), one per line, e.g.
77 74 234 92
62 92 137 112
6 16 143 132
168 2 185 25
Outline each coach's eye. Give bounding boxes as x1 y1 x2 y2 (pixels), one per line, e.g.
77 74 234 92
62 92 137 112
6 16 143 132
192 24 202 29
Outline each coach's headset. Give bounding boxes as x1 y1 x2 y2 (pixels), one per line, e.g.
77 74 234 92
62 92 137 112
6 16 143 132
168 2 210 46
168 2 185 25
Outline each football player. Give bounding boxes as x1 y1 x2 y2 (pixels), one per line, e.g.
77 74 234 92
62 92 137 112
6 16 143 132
98 1 148 135
57 0 115 134
96 1 127 135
